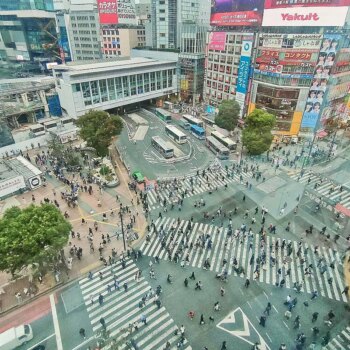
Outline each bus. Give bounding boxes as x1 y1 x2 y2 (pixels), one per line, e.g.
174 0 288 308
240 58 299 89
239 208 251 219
206 136 230 160
211 130 237 151
29 124 45 137
179 118 191 130
165 125 187 144
155 108 172 123
202 115 216 127
151 136 174 158
190 125 206 140
182 114 203 127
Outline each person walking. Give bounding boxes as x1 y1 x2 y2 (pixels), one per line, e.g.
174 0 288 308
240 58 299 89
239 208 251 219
221 341 227 350
79 328 86 339
264 302 272 316
245 279 250 288
140 314 147 325
98 293 104 305
199 314 205 325
311 312 319 323
220 287 225 297
259 315 266 327
100 317 106 330
189 272 196 280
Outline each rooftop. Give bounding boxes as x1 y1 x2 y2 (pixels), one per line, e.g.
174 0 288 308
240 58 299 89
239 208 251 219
54 57 176 75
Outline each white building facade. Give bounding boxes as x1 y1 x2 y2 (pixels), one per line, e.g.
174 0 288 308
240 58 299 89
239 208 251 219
53 57 178 118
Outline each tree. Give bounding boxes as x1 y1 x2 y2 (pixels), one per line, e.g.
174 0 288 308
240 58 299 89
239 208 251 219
215 99 241 131
76 110 123 157
242 109 276 155
0 204 71 276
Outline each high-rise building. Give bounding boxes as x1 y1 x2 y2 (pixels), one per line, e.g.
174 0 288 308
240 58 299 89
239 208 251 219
0 0 54 11
205 0 350 138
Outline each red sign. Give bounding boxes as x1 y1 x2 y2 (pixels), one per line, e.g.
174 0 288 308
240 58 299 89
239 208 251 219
264 0 350 8
211 11 262 26
259 63 283 73
285 51 313 60
208 32 227 51
257 49 315 63
98 0 118 24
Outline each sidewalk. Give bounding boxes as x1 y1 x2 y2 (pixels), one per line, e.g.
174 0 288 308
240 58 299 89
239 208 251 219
0 145 147 315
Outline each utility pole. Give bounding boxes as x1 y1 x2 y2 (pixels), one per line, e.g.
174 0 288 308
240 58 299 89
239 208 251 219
119 211 127 251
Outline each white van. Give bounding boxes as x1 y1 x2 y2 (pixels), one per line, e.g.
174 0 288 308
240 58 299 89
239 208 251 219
0 324 33 350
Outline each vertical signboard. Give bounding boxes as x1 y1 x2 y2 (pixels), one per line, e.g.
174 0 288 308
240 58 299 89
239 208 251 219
301 34 341 130
236 40 253 115
117 0 137 25
98 0 118 24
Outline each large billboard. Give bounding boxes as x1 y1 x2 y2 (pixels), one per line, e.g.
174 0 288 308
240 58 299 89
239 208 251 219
98 0 136 25
98 0 118 24
264 0 350 8
301 34 342 130
211 0 265 26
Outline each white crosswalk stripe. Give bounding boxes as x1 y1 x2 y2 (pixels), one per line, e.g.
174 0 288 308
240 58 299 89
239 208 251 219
323 326 350 350
79 259 192 350
141 218 348 303
290 171 350 209
146 168 254 210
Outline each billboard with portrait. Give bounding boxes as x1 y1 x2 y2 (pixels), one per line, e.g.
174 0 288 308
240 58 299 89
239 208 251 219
301 34 341 130
262 0 350 26
211 0 265 26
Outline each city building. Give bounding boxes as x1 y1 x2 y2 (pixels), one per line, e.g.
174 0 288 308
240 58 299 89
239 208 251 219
101 26 146 58
67 0 102 61
206 1 350 137
0 0 54 11
53 57 178 117
135 0 151 24
0 10 58 63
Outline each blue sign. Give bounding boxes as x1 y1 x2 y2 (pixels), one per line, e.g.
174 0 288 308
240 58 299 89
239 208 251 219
237 55 251 95
301 110 318 128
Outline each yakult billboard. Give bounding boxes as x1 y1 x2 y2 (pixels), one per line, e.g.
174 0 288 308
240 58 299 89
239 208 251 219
262 6 349 26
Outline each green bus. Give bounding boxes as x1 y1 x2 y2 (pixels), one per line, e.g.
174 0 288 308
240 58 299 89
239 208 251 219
155 108 172 123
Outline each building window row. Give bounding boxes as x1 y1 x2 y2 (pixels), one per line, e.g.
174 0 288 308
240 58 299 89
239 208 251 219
72 70 175 106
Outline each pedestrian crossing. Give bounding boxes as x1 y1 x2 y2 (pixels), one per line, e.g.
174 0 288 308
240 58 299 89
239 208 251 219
141 217 348 303
79 259 192 350
323 326 350 350
290 171 350 210
147 168 254 210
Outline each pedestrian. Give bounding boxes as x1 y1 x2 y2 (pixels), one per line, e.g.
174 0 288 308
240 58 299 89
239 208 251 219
259 315 266 327
311 312 318 323
342 285 349 296
221 341 227 350
98 293 104 305
200 314 205 325
123 282 128 292
189 271 196 280
140 314 147 325
184 278 189 287
79 328 86 339
180 325 185 336
220 287 225 297
100 317 106 330
264 302 272 316
245 278 250 288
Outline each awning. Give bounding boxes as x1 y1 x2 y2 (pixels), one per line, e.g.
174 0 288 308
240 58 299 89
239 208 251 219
335 203 350 217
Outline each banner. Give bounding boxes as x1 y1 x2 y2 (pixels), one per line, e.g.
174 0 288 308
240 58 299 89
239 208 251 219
117 0 137 25
301 34 342 129
98 0 118 24
262 5 349 26
208 32 227 51
260 33 323 49
211 0 265 26
0 176 26 198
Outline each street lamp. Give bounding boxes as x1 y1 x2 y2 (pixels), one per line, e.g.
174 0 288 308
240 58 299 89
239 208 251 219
119 210 127 251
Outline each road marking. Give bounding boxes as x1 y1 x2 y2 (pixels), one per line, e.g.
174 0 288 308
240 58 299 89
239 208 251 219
265 332 272 343
50 294 63 350
71 336 95 350
27 333 55 350
283 321 289 329
247 301 253 309
263 291 269 299
273 306 279 313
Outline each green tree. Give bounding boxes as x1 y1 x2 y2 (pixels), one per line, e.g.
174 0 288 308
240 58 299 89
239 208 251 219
242 109 276 155
215 99 241 131
76 110 123 157
0 204 71 276
47 135 65 158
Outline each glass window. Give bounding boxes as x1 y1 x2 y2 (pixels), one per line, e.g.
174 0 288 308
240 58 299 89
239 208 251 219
122 76 129 97
107 78 116 100
90 81 100 104
99 79 108 102
72 83 81 92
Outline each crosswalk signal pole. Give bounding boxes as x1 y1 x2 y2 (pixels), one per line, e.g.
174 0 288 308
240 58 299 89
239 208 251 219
119 211 127 251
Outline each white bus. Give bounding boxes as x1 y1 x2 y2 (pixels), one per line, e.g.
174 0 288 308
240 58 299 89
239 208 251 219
206 136 230 160
182 114 204 127
151 136 174 158
165 125 187 144
211 130 237 151
179 118 191 130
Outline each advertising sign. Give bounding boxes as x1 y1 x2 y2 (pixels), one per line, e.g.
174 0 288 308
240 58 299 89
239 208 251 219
98 0 118 24
208 32 227 51
262 6 348 26
260 33 323 49
211 0 265 26
236 40 253 115
0 176 26 198
264 0 350 9
301 34 342 130
117 0 137 25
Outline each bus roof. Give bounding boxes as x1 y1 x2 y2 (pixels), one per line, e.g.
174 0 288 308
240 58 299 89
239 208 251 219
152 136 173 150
183 114 202 123
156 107 171 115
165 125 186 138
191 124 204 132
207 136 229 151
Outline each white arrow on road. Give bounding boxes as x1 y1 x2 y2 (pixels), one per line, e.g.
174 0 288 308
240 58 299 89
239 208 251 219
217 307 271 350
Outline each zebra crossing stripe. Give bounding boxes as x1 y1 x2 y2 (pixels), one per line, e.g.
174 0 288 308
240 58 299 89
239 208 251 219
79 260 191 350
141 218 347 302
323 326 350 350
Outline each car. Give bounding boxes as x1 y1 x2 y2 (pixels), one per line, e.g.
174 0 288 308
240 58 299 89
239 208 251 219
132 171 144 183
